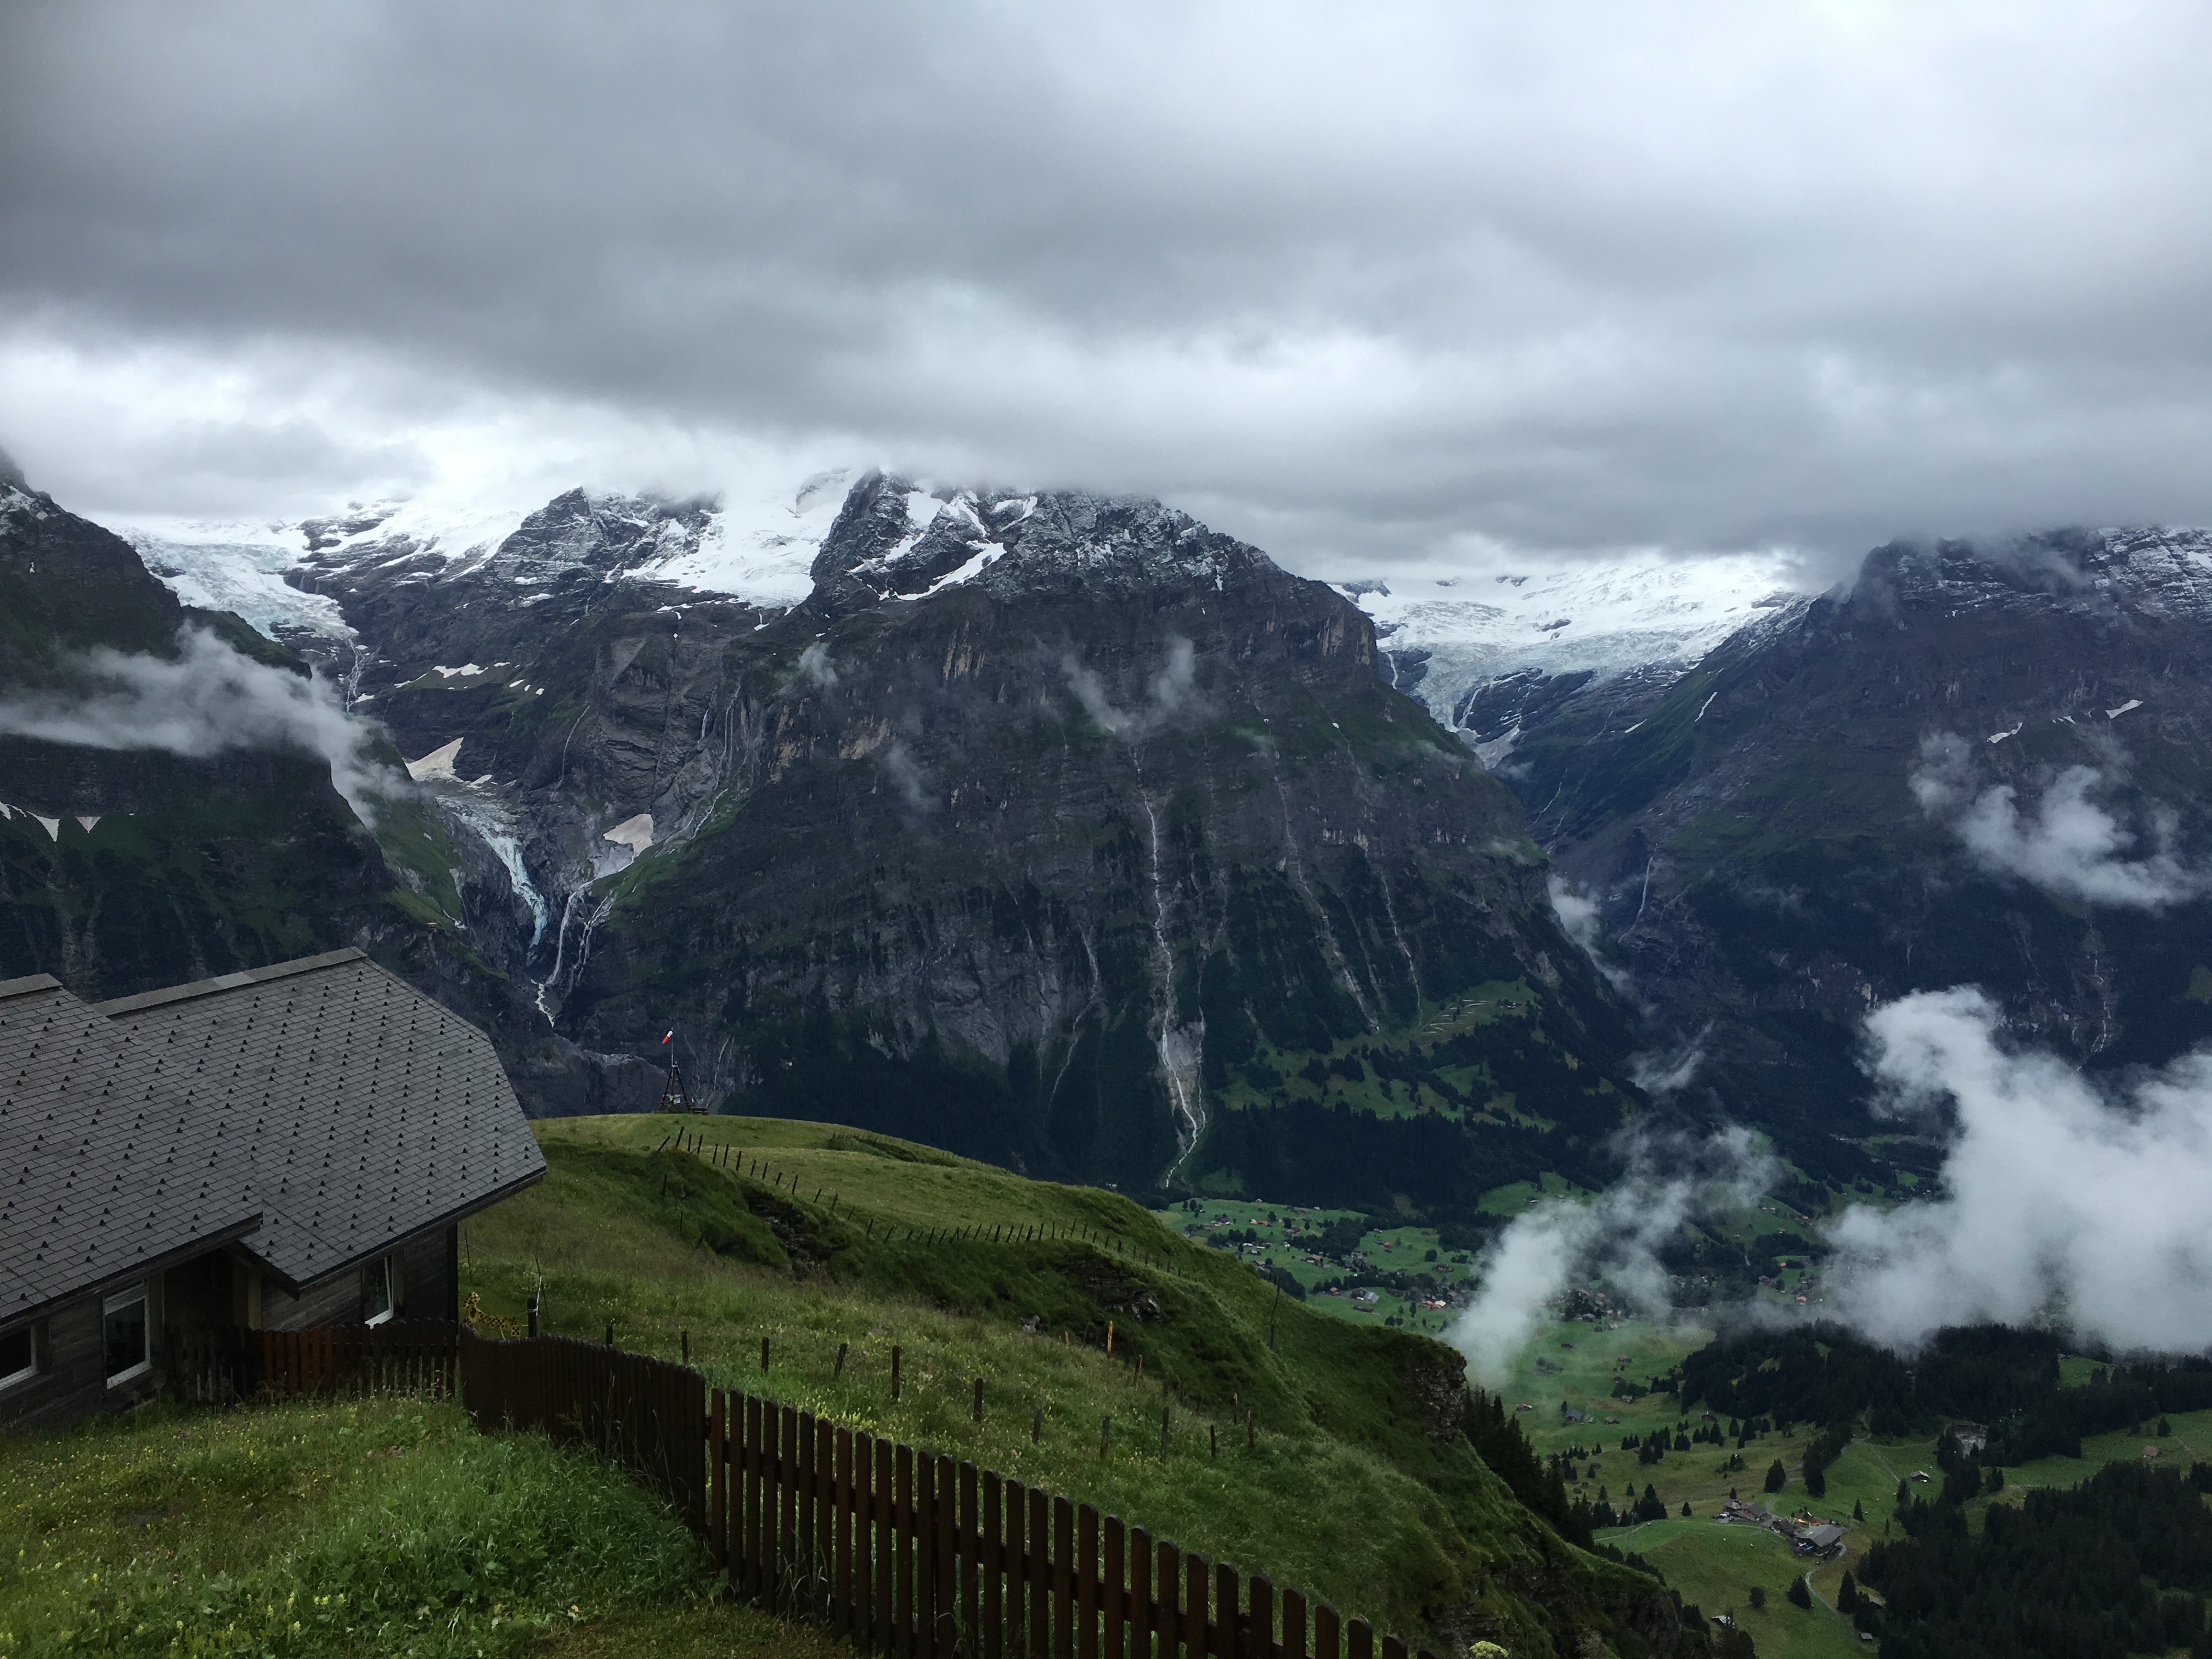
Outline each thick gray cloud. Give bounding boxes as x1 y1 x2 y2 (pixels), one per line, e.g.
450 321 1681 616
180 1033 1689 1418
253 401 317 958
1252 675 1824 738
4 1 2212 575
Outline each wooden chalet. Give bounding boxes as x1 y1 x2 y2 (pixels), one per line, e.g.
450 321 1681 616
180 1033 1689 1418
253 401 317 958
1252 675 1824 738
1 948 544 1434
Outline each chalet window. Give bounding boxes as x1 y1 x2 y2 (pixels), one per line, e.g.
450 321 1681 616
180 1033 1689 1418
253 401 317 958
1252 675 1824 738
0 1322 38 1390
362 1255 394 1326
104 1285 150 1385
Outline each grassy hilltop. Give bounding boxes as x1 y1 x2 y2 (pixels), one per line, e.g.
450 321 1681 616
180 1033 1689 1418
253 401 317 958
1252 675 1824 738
456 1114 1689 1658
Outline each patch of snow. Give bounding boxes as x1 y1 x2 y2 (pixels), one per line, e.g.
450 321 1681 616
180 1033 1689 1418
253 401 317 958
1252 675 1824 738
635 470 863 605
602 813 655 854
1344 552 1810 729
2106 699 2143 719
74 815 100 832
1987 723 2023 744
405 738 464 781
899 540 1007 599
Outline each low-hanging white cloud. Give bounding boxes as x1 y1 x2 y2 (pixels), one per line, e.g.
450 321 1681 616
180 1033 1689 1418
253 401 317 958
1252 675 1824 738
1911 732 2204 909
1824 987 2212 1353
1060 636 1203 741
0 628 397 825
1446 1128 1776 1384
1548 875 1634 996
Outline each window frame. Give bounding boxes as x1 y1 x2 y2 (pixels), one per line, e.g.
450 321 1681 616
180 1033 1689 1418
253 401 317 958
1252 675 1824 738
103 1284 151 1387
0 1321 38 1391
362 1255 395 1327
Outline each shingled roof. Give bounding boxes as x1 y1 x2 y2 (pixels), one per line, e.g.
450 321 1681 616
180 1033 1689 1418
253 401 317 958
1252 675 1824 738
2 949 544 1324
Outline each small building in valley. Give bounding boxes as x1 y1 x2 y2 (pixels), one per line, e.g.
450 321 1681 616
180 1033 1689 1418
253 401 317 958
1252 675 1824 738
2 949 544 1435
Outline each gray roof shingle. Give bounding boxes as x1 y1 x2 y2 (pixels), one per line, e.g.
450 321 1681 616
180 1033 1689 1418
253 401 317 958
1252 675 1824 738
2 949 544 1323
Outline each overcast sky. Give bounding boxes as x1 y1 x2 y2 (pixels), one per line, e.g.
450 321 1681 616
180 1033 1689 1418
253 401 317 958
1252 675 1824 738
4 0 2210 582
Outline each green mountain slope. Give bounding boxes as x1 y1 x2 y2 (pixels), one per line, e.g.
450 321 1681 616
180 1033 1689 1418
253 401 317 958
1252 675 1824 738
461 1112 1707 1658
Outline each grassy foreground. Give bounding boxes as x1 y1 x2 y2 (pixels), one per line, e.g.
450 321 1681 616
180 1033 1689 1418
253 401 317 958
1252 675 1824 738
458 1114 1679 1657
0 1393 837 1658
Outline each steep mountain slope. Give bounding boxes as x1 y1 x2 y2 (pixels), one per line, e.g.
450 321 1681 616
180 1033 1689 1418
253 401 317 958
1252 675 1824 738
1507 529 2212 1183
0 473 573 1103
121 471 1650 1201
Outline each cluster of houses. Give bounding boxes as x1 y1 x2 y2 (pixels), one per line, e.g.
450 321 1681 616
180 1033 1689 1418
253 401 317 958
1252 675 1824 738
1717 1497 1848 1558
2 950 544 1434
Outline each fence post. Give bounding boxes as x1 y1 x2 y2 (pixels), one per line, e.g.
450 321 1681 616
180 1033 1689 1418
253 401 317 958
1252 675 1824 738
1217 1563 1238 1659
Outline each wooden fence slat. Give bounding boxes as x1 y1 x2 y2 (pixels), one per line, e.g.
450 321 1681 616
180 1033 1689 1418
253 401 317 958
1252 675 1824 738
909 1447 928 1658
1129 1526 1153 1658
935 1453 958 1659
1158 1538 1180 1656
1217 1563 1238 1659
746 1392 765 1598
1184 1551 1208 1659
1077 1502 1099 1659
874 1435 895 1656
1250 1573 1273 1659
836 1427 856 1639
984 1470 1005 1659
710 1389 727 1565
1052 1494 1074 1659
960 1460 980 1659
1103 1514 1125 1659
817 1418 836 1622
782 1404 801 1601
1028 1485 1050 1659
1380 1638 1406 1659
1346 1617 1373 1659
895 1441 914 1656
1282 1588 1306 1659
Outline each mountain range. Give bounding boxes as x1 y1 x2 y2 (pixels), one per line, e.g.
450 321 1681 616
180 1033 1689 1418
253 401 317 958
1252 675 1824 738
10 460 2211 1212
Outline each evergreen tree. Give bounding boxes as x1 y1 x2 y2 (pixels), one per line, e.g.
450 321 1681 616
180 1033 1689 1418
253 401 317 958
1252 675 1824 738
1747 1586 1766 1610
1681 1501 1693 1517
1852 1498 1864 1522
1786 1578 1812 1609
1764 1458 1788 1494
1837 1571 1859 1613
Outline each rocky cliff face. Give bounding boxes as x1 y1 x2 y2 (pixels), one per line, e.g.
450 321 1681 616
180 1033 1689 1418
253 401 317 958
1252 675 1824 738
0 477 555 1081
1501 528 2212 1186
116 471 1647 1199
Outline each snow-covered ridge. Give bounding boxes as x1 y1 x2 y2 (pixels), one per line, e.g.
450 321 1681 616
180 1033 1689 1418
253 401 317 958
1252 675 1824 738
108 471 854 640
1340 553 1810 730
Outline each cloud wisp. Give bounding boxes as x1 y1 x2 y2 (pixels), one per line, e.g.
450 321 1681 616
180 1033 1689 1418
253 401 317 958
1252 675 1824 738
1446 1128 1776 1385
0 628 396 824
1060 636 1201 742
1911 732 2204 909
1823 987 2212 1354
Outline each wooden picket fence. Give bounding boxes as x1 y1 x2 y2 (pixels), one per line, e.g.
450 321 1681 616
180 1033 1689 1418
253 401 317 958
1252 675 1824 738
454 1324 1444 1659
165 1319 456 1404
457 1325 705 1530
